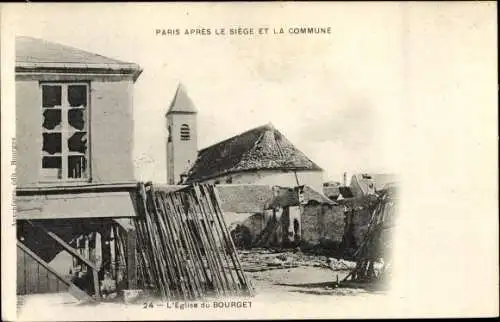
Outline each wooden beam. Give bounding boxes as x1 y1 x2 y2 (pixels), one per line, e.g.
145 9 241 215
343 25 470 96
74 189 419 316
92 269 100 300
16 181 138 196
17 241 94 303
26 220 98 271
126 228 138 289
16 192 137 220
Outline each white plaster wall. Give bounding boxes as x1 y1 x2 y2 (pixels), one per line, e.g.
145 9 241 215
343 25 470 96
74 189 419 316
204 169 324 192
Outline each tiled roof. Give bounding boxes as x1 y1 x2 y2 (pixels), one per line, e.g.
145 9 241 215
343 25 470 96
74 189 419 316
166 84 198 115
185 123 323 182
16 36 142 79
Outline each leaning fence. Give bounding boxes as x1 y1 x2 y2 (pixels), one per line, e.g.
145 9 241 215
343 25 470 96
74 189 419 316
134 182 254 300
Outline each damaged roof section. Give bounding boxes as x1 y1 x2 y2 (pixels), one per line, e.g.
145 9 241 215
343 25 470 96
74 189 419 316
185 123 323 183
15 36 142 81
268 185 336 209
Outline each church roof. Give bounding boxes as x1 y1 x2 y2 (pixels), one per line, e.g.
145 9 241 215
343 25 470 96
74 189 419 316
15 36 142 80
166 84 198 115
185 123 323 183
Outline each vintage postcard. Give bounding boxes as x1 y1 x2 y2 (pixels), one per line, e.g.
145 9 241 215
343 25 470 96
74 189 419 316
1 2 498 321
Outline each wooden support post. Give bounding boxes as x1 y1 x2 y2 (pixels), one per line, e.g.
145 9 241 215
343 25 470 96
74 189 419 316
110 226 116 280
93 268 100 299
127 228 138 289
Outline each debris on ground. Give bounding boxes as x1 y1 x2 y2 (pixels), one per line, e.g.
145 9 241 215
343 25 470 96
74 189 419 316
342 185 398 284
238 248 356 272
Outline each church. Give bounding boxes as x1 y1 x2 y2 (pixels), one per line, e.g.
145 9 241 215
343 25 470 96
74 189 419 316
165 84 325 192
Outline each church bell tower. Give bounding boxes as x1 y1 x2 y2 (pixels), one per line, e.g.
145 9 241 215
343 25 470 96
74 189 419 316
166 84 198 184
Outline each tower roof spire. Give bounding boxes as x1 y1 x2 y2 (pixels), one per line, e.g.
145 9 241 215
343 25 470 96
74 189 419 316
166 83 198 115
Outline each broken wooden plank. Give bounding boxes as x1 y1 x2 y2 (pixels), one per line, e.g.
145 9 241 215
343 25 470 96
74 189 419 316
17 241 94 303
26 220 98 271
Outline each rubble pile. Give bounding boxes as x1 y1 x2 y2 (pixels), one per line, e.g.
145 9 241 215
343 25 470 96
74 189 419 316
238 248 355 272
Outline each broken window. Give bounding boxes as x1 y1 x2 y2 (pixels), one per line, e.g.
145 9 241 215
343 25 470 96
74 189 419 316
68 156 87 178
68 132 87 154
41 156 62 180
40 83 90 181
42 85 62 107
68 85 87 107
68 109 85 130
42 133 62 154
42 109 62 130
180 124 190 140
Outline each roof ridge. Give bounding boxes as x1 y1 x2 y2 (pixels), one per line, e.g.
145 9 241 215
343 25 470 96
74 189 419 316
198 123 274 153
186 123 324 182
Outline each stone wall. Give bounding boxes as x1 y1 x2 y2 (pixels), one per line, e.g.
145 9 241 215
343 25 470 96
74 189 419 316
301 203 345 248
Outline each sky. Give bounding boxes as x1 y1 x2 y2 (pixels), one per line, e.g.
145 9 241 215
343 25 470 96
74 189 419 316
6 3 405 183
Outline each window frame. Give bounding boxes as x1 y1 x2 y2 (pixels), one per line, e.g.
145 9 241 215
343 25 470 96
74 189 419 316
39 81 91 183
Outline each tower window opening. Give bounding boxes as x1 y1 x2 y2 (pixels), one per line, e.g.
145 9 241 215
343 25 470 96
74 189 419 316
180 124 190 140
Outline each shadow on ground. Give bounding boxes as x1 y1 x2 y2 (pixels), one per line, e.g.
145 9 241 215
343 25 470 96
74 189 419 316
276 280 389 296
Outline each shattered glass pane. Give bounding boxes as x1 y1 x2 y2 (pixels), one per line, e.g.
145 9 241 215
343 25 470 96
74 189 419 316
68 155 87 178
42 85 62 107
42 133 62 154
42 109 62 130
42 156 62 180
68 85 87 107
42 156 61 168
68 109 85 130
68 132 87 153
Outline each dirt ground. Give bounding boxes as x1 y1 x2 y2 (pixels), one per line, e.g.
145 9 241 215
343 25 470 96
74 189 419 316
239 248 386 297
15 249 390 321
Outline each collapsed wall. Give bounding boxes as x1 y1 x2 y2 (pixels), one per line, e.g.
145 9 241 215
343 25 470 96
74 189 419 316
300 203 345 252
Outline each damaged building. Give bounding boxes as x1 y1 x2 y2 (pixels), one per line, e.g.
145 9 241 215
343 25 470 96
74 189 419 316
164 87 346 251
166 86 325 192
15 36 143 300
343 173 398 253
14 36 398 302
211 184 345 253
162 86 400 256
14 37 255 302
